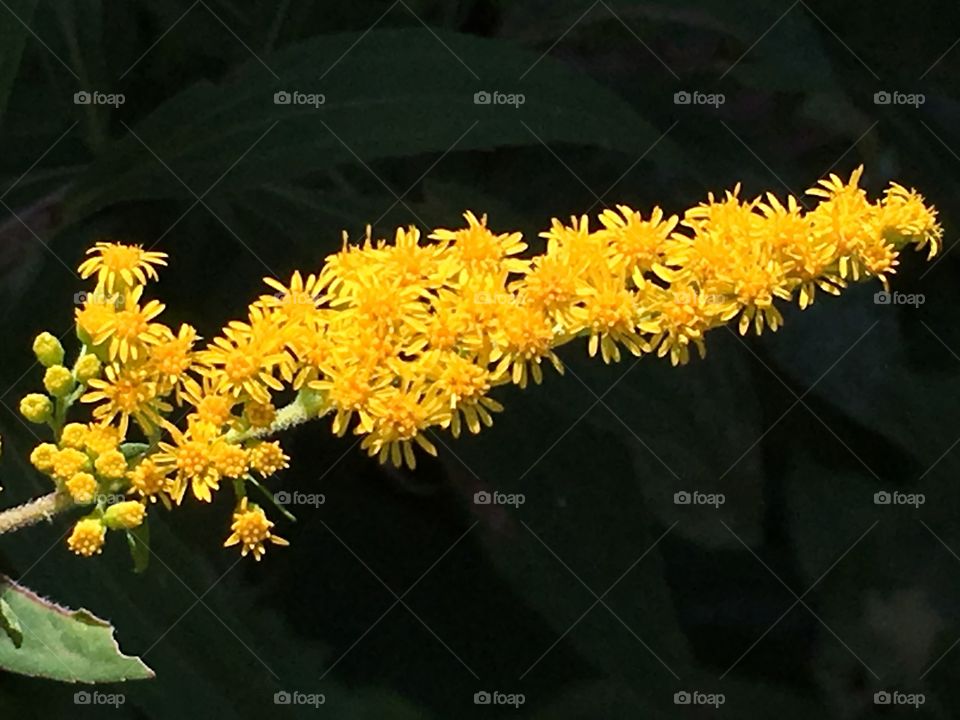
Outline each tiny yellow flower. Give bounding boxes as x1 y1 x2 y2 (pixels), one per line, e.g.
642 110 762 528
67 518 106 557
127 459 173 503
43 365 75 397
32 332 64 367
83 423 122 457
94 449 128 480
60 423 88 450
75 353 102 383
224 498 288 561
19 393 53 424
103 501 146 530
29 443 58 473
66 472 98 505
52 448 91 482
247 441 289 476
78 242 168 293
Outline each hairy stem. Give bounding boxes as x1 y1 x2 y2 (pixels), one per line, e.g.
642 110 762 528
0 493 74 536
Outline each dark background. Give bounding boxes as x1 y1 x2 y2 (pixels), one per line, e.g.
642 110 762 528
0 1 959 717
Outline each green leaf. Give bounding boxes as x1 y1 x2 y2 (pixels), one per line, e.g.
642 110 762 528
0 574 154 683
0 0 40 128
126 522 150 574
62 27 666 222
0 596 23 649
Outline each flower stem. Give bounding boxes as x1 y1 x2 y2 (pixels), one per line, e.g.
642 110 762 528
0 492 74 536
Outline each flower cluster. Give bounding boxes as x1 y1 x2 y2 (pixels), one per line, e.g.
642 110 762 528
16 167 941 562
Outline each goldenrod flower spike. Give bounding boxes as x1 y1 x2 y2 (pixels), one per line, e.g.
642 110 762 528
3 167 942 563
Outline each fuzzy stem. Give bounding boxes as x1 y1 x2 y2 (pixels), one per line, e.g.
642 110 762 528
0 493 74 536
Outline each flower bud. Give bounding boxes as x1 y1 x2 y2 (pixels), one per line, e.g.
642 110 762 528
74 353 101 383
67 517 105 556
43 365 75 398
19 393 52 423
103 501 146 530
32 332 64 367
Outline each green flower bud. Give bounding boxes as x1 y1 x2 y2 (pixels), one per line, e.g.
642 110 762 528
32 332 64 367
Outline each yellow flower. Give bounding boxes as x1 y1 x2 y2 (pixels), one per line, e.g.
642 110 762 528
60 423 88 450
67 518 106 557
596 204 677 275
83 423 122 457
51 448 91 482
91 285 167 363
212 443 248 479
82 364 169 436
94 449 128 480
148 323 198 398
104 501 146 530
127 458 173 504
430 211 528 274
247 441 288 476
78 242 168 292
258 271 325 325
491 304 564 388
196 312 287 405
425 351 503 437
154 420 227 504
66 472 98 505
224 497 288 561
357 383 444 469
19 393 52 424
29 443 58 473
